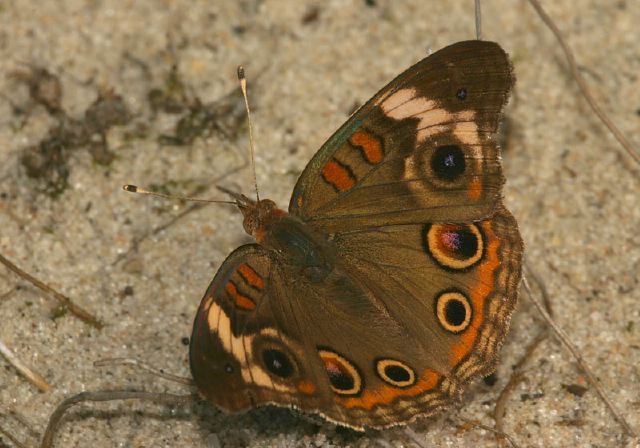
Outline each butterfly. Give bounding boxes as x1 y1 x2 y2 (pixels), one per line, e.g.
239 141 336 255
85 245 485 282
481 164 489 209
188 40 523 430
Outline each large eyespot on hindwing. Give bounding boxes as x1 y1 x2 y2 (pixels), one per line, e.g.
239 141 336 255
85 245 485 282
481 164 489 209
424 223 484 270
318 348 363 396
375 359 416 388
435 290 472 334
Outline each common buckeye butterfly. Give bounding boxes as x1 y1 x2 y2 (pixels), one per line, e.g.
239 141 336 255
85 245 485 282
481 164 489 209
188 39 523 430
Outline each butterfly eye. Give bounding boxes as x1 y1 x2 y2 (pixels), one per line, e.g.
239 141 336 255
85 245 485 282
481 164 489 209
224 364 234 374
435 291 472 333
262 349 294 378
456 87 467 100
431 145 466 181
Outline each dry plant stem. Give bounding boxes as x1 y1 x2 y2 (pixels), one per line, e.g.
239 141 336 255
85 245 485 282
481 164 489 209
0 340 51 392
403 427 427 448
111 202 206 266
40 391 196 448
374 439 394 448
93 358 194 386
526 0 640 165
0 286 19 302
0 254 102 329
524 261 553 317
522 277 637 438
474 0 482 40
492 262 551 444
1 406 38 447
0 407 37 439
494 330 547 444
456 417 520 448
0 425 29 448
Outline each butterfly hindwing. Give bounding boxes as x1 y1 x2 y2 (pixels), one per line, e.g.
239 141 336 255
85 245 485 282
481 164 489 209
189 206 522 429
190 244 278 411
333 206 523 383
189 242 392 419
289 40 514 232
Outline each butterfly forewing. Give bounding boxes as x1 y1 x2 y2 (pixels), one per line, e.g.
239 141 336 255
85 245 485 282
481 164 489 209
289 40 514 232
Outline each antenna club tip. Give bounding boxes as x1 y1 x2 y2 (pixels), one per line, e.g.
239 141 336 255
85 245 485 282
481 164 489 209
123 184 138 193
237 65 245 80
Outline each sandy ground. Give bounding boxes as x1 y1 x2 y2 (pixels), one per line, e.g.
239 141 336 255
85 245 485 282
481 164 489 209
0 0 638 447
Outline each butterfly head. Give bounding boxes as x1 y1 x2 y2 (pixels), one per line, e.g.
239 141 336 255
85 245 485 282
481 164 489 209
239 198 286 243
217 186 286 242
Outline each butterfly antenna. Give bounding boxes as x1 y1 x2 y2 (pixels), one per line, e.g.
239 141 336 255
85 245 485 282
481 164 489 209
237 66 260 202
122 184 235 205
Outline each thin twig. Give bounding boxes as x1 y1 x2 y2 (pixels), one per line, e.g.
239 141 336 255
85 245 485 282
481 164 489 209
522 276 637 438
0 426 29 448
524 261 554 317
0 254 102 329
374 439 394 448
403 427 427 448
457 417 520 448
40 390 196 448
93 358 194 386
494 330 547 443
0 286 20 302
0 340 51 392
526 0 640 165
112 202 205 266
492 262 552 443
474 0 482 40
0 407 37 439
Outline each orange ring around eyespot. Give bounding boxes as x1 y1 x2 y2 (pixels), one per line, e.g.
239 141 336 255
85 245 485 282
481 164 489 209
336 368 440 410
318 349 362 396
426 223 483 270
448 219 501 367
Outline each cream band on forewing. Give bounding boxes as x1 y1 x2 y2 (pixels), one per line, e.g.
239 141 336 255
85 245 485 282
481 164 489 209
378 88 482 202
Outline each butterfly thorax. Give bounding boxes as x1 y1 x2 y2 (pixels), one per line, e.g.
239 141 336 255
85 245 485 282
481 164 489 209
238 196 334 281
